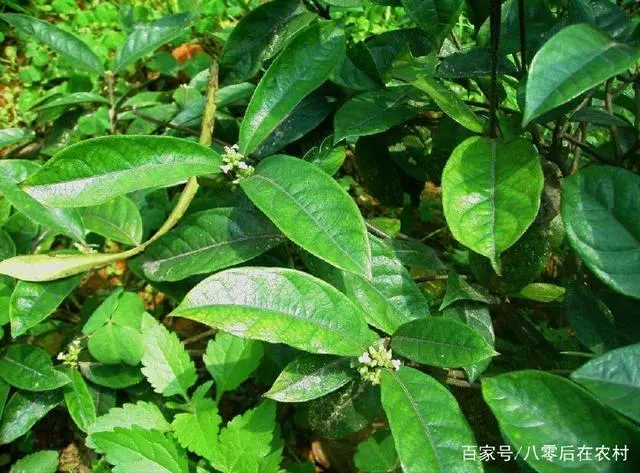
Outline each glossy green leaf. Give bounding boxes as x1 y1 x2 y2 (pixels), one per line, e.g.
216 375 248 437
22 136 221 208
303 135 346 176
0 160 40 183
0 128 35 148
113 13 193 73
92 426 189 473
381 367 482 473
238 21 345 154
141 314 197 398
10 274 84 337
391 317 497 368
63 367 96 432
0 230 16 260
354 431 399 473
0 390 62 445
172 267 379 356
483 370 640 473
0 14 103 74
37 92 110 111
265 353 354 402
0 344 70 391
9 450 59 473
81 196 143 246
442 136 544 273
79 361 143 389
515 282 566 302
563 166 640 299
524 24 640 125
142 207 284 282
334 87 420 143
571 343 640 423
400 0 464 43
439 271 491 310
389 239 446 273
204 332 264 401
87 400 170 448
241 155 371 277
0 179 85 242
569 0 635 41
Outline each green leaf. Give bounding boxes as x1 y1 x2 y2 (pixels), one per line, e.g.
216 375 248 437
442 136 544 273
393 61 484 133
0 390 62 445
380 367 482 473
0 179 85 242
482 370 640 473
515 282 566 302
211 400 281 473
142 207 284 282
400 0 464 43
389 239 446 273
10 274 84 337
562 166 640 299
0 14 103 74
81 196 143 246
172 267 379 356
354 431 399 473
523 24 640 125
303 135 346 176
203 332 264 401
37 92 110 111
87 401 171 448
240 155 371 277
141 314 197 398
0 344 70 391
0 128 35 148
63 368 96 433
0 379 9 420
0 230 15 261
92 426 189 473
220 0 313 84
171 382 221 461
238 21 345 154
569 0 635 41
265 353 355 402
0 160 40 183
113 14 193 73
79 361 143 389
439 271 491 310
334 87 420 143
9 450 58 473
22 136 221 208
571 343 640 423
391 317 497 368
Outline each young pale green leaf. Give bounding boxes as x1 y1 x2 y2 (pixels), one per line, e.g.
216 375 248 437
354 431 399 473
171 382 221 461
204 332 264 401
113 14 193 73
141 314 197 398
334 87 420 143
10 274 84 337
172 267 379 356
400 0 464 43
442 137 544 273
265 353 355 402
391 317 497 368
63 368 96 433
36 92 110 111
515 282 566 302
562 166 640 300
439 271 491 310
9 450 59 473
0 344 71 391
22 136 221 208
92 426 189 473
220 0 312 84
524 24 640 125
238 21 345 154
381 367 482 473
0 14 103 74
87 401 171 448
0 179 85 242
571 344 640 423
0 390 62 445
0 128 35 148
483 370 640 473
142 207 284 282
240 155 371 277
79 361 143 389
81 196 143 246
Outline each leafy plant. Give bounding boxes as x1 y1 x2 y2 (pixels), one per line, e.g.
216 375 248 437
1 0 640 472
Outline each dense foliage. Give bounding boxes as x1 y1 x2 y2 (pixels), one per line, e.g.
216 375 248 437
0 1 639 472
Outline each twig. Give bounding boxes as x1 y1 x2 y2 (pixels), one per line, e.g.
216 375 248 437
605 79 622 158
543 123 608 163
183 329 215 345
365 222 410 241
131 110 201 136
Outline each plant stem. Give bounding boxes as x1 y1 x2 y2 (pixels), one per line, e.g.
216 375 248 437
106 71 117 134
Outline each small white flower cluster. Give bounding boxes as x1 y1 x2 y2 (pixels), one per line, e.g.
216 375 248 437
355 340 401 385
220 144 254 184
57 338 83 367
